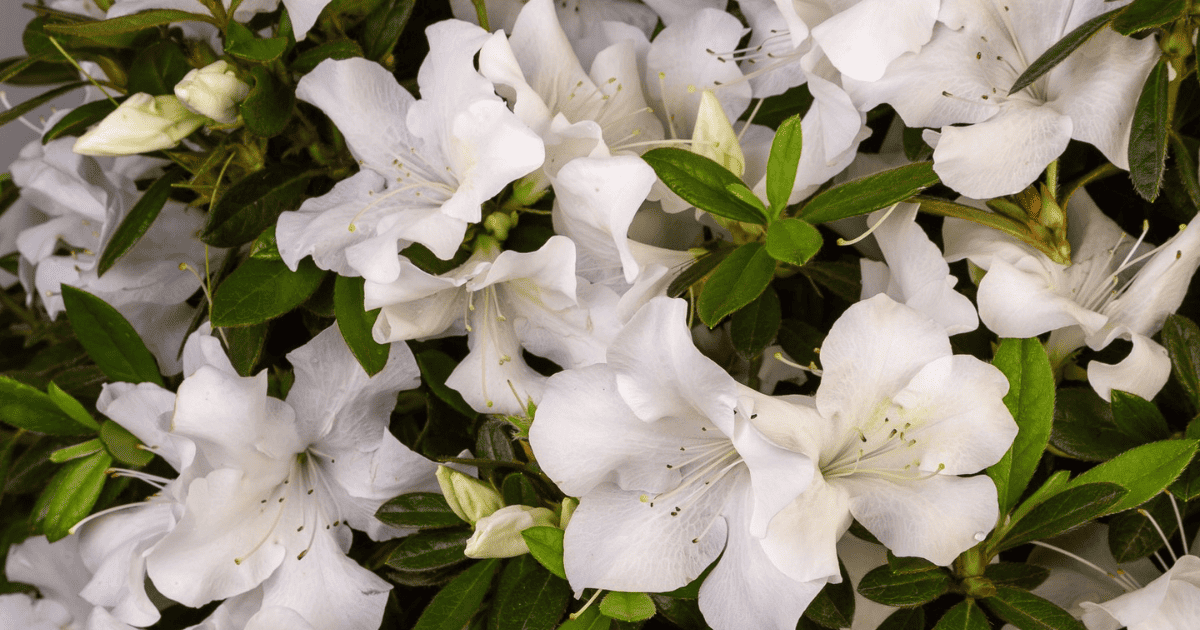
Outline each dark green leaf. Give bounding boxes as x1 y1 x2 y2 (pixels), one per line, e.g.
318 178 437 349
334 275 389 376
61 286 163 386
32 450 111 542
1109 390 1170 443
857 565 950 607
804 560 854 629
224 21 288 63
1065 439 1199 514
249 226 281 260
932 599 989 630
522 526 566 580
99 420 154 467
203 166 311 247
1007 471 1072 528
1112 0 1187 35
1107 493 1179 563
489 554 571 630
642 148 769 224
223 322 268 376
0 82 86 130
0 54 58 85
766 113 803 218
0 56 76 86
887 553 938 575
293 40 365 74
377 492 465 529
210 258 327 327
46 10 214 37
988 338 1056 514
1050 388 1128 462
696 242 776 327
361 0 416 63
1008 8 1122 95
800 260 861 304
416 349 478 419
649 595 707 630
877 608 924 630
667 249 726 298
982 586 1086 630
599 592 656 623
985 563 1050 590
1128 59 1169 202
765 217 823 266
98 168 186 276
412 558 500 630
776 318 824 370
998 482 1126 551
742 83 813 130
386 528 472 574
501 473 539 508
730 286 781 359
43 98 120 143
45 382 100 432
558 603 612 630
242 66 295 137
0 377 88 435
126 41 192 95
800 162 938 224
476 418 517 464
902 126 933 163
1163 314 1200 413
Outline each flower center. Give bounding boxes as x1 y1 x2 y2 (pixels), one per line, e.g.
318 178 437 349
233 449 345 565
820 411 944 481
638 431 744 522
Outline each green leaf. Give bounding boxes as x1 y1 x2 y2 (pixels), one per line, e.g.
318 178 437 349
223 322 268 376
99 420 154 467
1050 388 1128 462
416 350 478 419
489 554 572 630
982 586 1086 630
765 217 823 266
696 242 776 328
377 492 465 529
800 260 861 304
250 226 281 261
1007 8 1122 95
1169 456 1200 501
1008 470 1072 527
776 318 824 369
987 338 1056 514
1112 0 1187 35
386 528 472 574
766 113 803 218
730 286 781 359
241 66 295 138
0 54 58 85
412 558 500 630
126 40 192 95
984 563 1050 590
1163 314 1200 413
932 599 989 630
886 553 938 575
901 126 933 163
667 249 726 298
558 603 612 630
50 438 104 464
293 40 365 74
1107 493 1180 563
224 21 288 62
650 595 707 630
333 275 389 376
60 286 163 386
725 182 768 215
804 560 854 629
476 418 517 464
857 565 950 607
1109 390 1170 443
98 168 186 276
1128 59 1170 202
361 0 417 63
0 82 86 130
599 592 656 623
642 148 769 224
210 258 327 327
998 482 1127 551
877 608 924 630
42 98 119 143
45 382 100 432
1065 439 1199 515
0 56 76 86
203 166 311 247
522 526 567 580
32 450 111 542
501 473 539 508
800 162 938 225
45 10 215 37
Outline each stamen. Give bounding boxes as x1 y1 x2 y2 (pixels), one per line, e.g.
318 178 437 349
738 99 766 142
1138 508 1179 563
570 589 605 620
772 351 822 376
1166 490 1188 555
838 203 900 246
1029 541 1141 592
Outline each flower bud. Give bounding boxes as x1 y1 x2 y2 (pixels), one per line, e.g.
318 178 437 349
558 497 578 529
463 505 558 558
436 465 504 525
73 94 206 156
174 61 251 125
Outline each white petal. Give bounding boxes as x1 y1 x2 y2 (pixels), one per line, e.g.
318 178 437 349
322 435 440 541
977 257 1108 339
281 0 330 40
757 475 852 583
811 0 938 83
1087 333 1172 402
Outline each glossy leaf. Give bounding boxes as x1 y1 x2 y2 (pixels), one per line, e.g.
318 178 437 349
984 563 1050 590
42 98 119 144
558 603 611 630
242 66 295 138
45 10 215 37
877 608 924 630
982 586 1086 630
800 162 938 225
521 526 566 580
126 40 191 95
730 286 781 359
1008 8 1122 95
50 439 104 464
988 338 1055 513
412 558 500 630
1128 59 1169 202
1163 314 1200 413
0 377 88 435
804 560 854 629
99 420 153 467
765 217 823 266
334 275 389 376
997 482 1127 551
599 592 656 623
932 599 989 630
857 565 950 607
224 21 288 63
887 553 938 575
642 148 769 224
1065 439 1199 515
61 286 163 386
210 257 327 327
223 322 268 376
98 168 186 276
1112 0 1187 35
377 492 465 529
489 554 571 630
1109 390 1170 443
45 382 99 432
361 0 417 63
32 450 111 542
1050 388 1128 462
386 528 472 574
293 40 365 74
766 113 803 218
202 166 311 247
696 242 776 327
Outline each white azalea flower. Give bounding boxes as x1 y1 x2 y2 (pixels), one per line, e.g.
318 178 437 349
944 191 1200 401
278 22 544 281
5 536 93 630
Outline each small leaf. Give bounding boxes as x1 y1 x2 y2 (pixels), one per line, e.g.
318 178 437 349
61 286 163 386
0 82 86 130
998 482 1127 551
982 586 1086 630
1163 314 1200 414
45 382 100 431
696 242 776 327
988 338 1056 514
1007 8 1122 95
730 286 781 359
412 558 500 630
223 322 268 376
334 275 389 376
386 528 472 574
49 439 103 464
203 166 311 247
765 217 823 266
293 40 364 74
32 450 111 542
99 420 154 467
522 526 567 580
932 599 989 630
126 40 191 95
667 249 727 298
476 418 517 465
766 113 803 218
1065 439 1199 515
803 560 854 629
249 226 281 260
1050 387 1128 462
599 592 656 623
361 0 417 63
210 257 327 327
857 565 951 607
45 10 215 37
98 168 186 276
241 66 295 138
1109 390 1170 443
1128 59 1170 202
1112 0 1187 35
489 554 571 630
984 563 1050 590
799 162 938 225
642 148 769 224
224 21 288 62
377 492 465 529
42 98 119 144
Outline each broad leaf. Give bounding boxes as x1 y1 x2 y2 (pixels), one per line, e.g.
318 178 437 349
997 482 1127 551
984 563 1050 590
242 66 295 138
766 113 803 218
377 492 464 529
98 168 186 276
696 242 776 327
126 40 191 95
224 21 288 63
932 599 989 630
475 418 517 465
1064 439 1199 515
857 565 950 607
1109 390 1170 443
32 450 111 542
988 338 1056 513
982 586 1086 630
45 10 215 37
1050 388 1128 462
730 286 781 359
361 0 417 63
765 217 823 266
1008 8 1122 95
1107 493 1180 563
293 40 364 74
1163 314 1200 413
412 558 500 630
61 286 163 386
887 553 938 575
643 148 769 224
202 166 311 247
99 420 153 467
501 474 538 508
0 377 89 435
223 322 268 376
210 258 327 327
386 528 473 574
878 608 924 630
804 560 854 629
42 98 119 144
522 526 566 580
1112 0 1187 35
45 382 99 432
799 162 938 225
334 275 389 376
1128 59 1169 201
599 592 656 623
489 554 571 630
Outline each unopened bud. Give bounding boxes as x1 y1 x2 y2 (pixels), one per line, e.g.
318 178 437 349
74 94 206 156
174 60 251 125
559 497 578 529
436 465 504 525
1037 184 1066 231
464 505 558 558
484 212 515 241
692 90 745 178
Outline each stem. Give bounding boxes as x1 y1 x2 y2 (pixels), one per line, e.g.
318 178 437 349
914 196 1070 265
1044 159 1058 201
471 0 490 31
1061 163 1121 210
47 37 118 106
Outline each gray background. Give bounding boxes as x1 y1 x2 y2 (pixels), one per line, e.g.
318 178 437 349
2 4 70 172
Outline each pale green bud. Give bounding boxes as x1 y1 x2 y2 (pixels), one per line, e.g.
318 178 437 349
174 60 251 125
559 497 578 529
692 90 745 178
464 505 558 558
436 465 504 525
73 94 206 157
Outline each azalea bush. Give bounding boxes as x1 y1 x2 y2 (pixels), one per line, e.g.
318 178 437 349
2 0 1200 629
